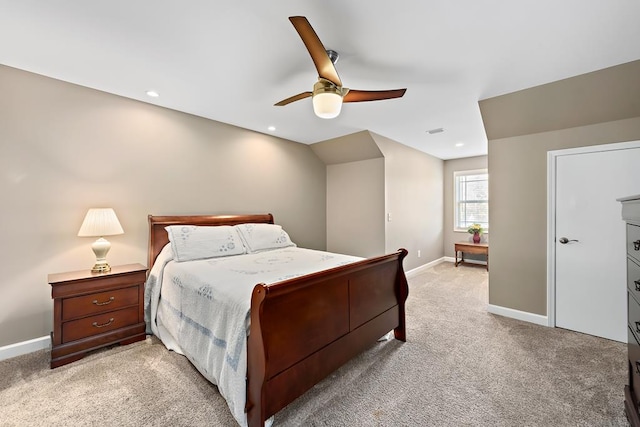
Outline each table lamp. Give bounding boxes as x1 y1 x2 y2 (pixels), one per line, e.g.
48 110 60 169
77 208 124 273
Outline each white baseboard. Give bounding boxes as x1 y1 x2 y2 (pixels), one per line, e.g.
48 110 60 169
436 262 549 327
487 304 549 327
406 257 446 278
408 256 484 277
0 336 50 362
444 256 487 266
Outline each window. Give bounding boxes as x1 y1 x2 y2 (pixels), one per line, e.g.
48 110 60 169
454 169 489 232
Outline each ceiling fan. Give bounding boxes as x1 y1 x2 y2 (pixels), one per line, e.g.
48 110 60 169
275 16 407 119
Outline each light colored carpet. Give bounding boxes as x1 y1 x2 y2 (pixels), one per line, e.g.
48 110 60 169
0 262 628 426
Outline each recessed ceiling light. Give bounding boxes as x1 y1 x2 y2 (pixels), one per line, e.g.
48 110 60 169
455 142 464 147
267 126 276 132
426 127 444 134
146 90 159 98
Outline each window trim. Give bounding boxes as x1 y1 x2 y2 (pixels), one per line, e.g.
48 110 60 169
453 168 489 233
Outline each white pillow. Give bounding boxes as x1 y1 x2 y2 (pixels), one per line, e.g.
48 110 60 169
234 223 296 253
165 225 246 262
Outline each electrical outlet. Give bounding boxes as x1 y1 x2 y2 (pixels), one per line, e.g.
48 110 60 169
418 250 421 258
387 212 392 222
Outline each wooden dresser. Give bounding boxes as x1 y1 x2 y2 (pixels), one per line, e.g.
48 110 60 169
620 195 640 426
48 263 147 368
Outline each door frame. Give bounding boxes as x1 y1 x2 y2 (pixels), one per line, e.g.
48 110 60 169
546 139 640 328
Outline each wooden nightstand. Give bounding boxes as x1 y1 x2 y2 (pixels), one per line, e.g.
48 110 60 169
48 263 147 368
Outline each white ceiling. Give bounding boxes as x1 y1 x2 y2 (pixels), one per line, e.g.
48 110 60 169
1 1 639 160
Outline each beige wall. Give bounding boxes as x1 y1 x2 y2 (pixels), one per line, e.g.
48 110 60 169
326 159 385 257
312 130 444 271
310 130 383 164
488 118 640 314
372 133 444 270
312 131 386 258
443 156 488 257
480 60 640 316
0 65 327 346
481 60 640 140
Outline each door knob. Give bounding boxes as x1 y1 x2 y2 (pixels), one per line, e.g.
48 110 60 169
559 237 579 244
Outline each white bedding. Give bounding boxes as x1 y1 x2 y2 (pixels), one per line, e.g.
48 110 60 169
144 245 362 427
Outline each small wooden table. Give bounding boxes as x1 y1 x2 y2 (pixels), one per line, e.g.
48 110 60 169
454 242 489 271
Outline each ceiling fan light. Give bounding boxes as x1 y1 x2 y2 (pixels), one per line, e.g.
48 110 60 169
313 92 342 119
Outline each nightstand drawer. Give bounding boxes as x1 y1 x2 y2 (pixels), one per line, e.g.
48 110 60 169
62 306 139 342
629 258 640 302
628 224 640 264
630 293 640 334
62 285 139 321
630 327 640 396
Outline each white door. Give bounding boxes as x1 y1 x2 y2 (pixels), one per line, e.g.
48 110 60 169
555 146 640 342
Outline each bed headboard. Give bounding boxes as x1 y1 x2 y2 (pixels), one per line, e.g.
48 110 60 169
147 213 274 270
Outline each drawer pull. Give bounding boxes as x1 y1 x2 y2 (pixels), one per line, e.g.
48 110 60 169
92 296 115 306
636 361 640 376
92 318 114 328
635 280 640 291
636 322 640 334
635 240 640 251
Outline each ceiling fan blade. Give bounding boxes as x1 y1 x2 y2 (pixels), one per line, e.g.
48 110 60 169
274 91 313 106
343 88 407 103
289 16 342 87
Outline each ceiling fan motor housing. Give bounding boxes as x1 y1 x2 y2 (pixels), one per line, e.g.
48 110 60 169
326 49 339 64
313 79 345 97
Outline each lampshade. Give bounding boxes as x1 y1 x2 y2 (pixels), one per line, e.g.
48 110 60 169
312 91 343 119
78 208 124 273
78 208 124 237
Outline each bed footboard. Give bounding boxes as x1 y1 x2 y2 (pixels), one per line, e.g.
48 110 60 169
246 248 408 427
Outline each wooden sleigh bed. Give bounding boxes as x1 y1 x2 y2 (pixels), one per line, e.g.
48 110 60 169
147 213 409 427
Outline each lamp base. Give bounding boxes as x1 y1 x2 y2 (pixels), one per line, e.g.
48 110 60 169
90 237 112 273
91 263 111 273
